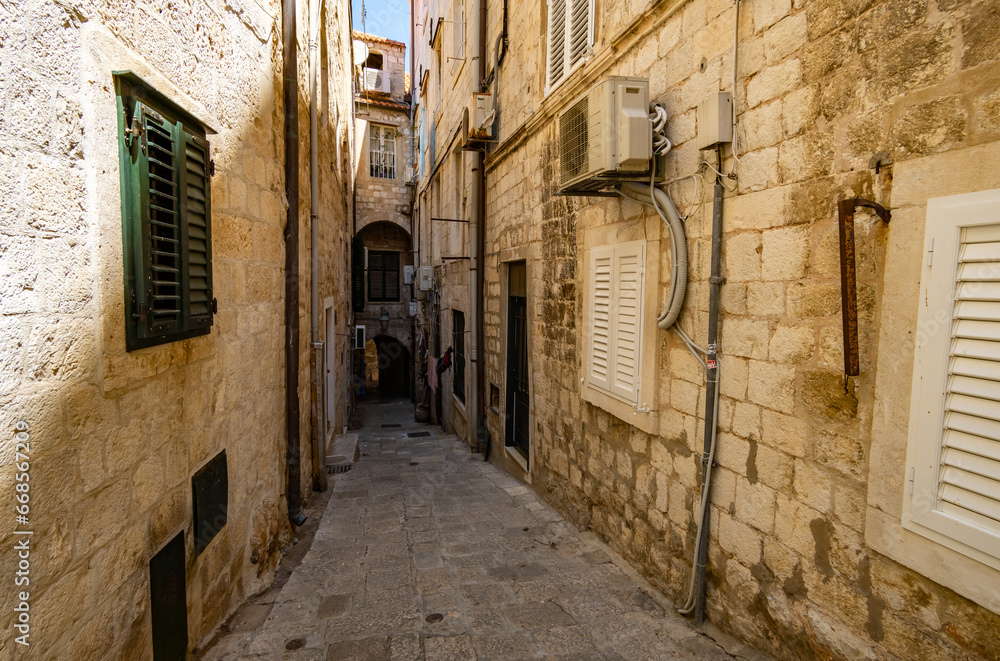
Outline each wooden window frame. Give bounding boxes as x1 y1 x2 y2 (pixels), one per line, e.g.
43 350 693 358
586 240 645 406
115 72 216 352
367 250 401 302
905 189 1000 567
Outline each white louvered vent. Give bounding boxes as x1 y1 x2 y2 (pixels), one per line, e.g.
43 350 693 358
907 190 1000 566
587 241 645 405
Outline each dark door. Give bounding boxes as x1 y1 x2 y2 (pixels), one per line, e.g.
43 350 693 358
505 262 529 461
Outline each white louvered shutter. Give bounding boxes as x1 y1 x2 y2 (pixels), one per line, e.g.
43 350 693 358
907 189 1000 562
546 0 593 92
588 245 613 394
611 244 644 402
587 241 645 404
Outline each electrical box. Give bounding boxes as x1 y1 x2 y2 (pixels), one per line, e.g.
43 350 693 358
697 92 733 150
467 93 494 140
403 265 414 285
418 266 433 291
557 76 652 195
354 325 366 349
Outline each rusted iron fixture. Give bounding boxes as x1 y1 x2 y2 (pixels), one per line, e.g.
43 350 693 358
838 198 891 385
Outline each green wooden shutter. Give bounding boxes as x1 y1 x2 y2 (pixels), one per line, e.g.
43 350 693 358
135 103 183 341
118 79 215 351
180 126 214 329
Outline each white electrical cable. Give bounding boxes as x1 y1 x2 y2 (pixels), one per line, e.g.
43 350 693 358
619 182 687 330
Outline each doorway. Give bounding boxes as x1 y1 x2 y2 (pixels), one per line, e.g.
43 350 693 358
372 336 411 398
505 262 529 462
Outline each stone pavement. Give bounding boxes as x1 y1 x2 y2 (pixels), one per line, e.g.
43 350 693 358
200 399 761 661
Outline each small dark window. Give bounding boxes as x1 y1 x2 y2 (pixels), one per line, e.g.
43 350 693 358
192 450 228 556
365 51 384 70
453 310 465 403
115 72 215 351
368 251 400 302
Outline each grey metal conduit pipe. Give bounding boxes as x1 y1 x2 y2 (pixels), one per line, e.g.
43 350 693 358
283 0 306 526
694 162 725 624
308 0 327 492
618 183 688 330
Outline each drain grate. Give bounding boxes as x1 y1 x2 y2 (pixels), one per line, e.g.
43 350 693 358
327 464 354 475
381 424 401 428
407 431 431 438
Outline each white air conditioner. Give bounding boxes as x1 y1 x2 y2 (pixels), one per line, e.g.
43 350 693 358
363 68 391 94
465 93 494 141
558 76 652 195
418 266 433 291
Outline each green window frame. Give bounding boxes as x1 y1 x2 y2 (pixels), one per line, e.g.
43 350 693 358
115 72 216 351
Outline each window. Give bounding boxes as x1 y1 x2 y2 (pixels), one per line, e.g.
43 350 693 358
115 72 215 352
450 0 465 74
906 189 1000 565
587 241 645 405
546 0 595 93
367 251 400 302
369 124 396 179
453 310 466 402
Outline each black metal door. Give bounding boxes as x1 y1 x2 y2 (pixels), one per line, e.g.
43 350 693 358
506 294 529 460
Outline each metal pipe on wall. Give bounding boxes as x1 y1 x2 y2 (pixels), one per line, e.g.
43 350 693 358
469 0 487 448
694 153 725 623
308 0 328 492
283 0 307 526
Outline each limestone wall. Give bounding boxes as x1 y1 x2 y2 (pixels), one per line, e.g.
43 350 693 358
482 0 1000 659
0 0 354 657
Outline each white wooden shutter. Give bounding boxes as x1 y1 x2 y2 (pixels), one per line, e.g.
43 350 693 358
546 0 593 93
588 245 613 393
611 245 644 402
907 189 1000 563
587 241 645 404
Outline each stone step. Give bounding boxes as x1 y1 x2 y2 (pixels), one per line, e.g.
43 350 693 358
326 432 359 469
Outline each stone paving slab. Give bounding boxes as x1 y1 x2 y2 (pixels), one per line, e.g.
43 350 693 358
201 399 759 661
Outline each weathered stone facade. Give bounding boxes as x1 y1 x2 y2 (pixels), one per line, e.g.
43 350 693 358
0 0 354 657
411 0 479 441
473 0 1000 659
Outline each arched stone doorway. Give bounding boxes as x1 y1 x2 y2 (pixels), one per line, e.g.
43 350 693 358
370 335 411 398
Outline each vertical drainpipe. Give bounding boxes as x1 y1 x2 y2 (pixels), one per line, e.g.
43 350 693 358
283 0 307 527
308 0 328 492
695 151 725 623
469 0 486 449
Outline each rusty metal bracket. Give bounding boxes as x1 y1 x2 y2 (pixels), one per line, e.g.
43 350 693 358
838 198 891 381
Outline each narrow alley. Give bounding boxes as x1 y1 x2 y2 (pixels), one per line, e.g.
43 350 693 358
199 400 762 661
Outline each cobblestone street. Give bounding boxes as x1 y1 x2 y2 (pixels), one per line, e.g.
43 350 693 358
200 399 761 661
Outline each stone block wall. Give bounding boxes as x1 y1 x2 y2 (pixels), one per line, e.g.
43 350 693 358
0 0 353 658
482 0 1000 659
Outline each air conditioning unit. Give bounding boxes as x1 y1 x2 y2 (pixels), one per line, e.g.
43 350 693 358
465 93 494 142
363 68 390 94
558 76 652 195
418 266 433 291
